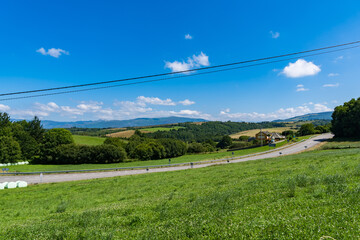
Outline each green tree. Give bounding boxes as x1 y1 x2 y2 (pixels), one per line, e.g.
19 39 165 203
158 138 187 158
0 112 11 128
0 136 22 163
39 128 74 163
216 135 233 149
297 123 316 136
331 98 360 138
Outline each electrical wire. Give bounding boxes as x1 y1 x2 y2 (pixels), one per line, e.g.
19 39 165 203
1 44 358 102
1 40 360 97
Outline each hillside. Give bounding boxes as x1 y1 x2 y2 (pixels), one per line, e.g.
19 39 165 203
40 117 207 129
273 111 333 122
2 143 360 239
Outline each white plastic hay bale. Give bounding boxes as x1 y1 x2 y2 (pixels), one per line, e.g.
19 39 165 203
0 182 7 190
16 181 28 188
7 182 17 189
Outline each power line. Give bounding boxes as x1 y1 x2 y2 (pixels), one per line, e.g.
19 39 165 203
1 44 358 102
1 40 360 98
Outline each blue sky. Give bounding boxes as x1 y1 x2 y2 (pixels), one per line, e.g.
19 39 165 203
1 0 360 122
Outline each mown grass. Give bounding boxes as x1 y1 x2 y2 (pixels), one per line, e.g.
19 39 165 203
73 135 106 146
7 137 309 173
1 145 360 239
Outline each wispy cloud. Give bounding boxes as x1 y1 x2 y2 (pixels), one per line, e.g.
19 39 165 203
333 56 343 63
36 47 69 58
323 83 339 88
185 34 193 40
179 99 195 106
219 103 332 121
165 52 210 73
328 73 339 77
282 59 321 78
137 96 176 106
296 84 309 92
269 30 280 39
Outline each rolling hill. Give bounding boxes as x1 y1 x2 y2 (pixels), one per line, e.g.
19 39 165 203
273 111 333 122
40 116 207 129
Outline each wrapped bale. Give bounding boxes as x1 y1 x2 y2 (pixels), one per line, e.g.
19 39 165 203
6 182 17 189
16 181 28 188
0 182 7 190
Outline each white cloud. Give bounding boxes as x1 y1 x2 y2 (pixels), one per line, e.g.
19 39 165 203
219 102 333 121
323 83 339 88
282 59 321 78
185 34 193 40
137 96 176 106
0 104 10 112
270 31 280 39
328 73 339 77
179 99 195 106
314 103 332 112
296 84 309 92
36 47 69 58
296 87 309 92
165 52 210 73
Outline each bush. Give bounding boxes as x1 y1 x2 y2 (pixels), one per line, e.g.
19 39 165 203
51 144 127 164
229 141 252 150
238 136 250 141
187 142 206 153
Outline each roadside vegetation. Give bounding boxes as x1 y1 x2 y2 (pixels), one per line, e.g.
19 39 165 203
7 137 313 173
0 110 328 167
1 141 360 239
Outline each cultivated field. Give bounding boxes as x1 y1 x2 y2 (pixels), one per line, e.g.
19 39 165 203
106 126 184 138
1 140 360 239
230 127 293 139
72 135 106 146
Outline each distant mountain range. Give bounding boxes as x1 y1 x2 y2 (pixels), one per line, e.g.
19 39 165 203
39 116 207 129
273 111 333 122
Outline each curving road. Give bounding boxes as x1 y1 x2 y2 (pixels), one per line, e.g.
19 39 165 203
0 133 333 184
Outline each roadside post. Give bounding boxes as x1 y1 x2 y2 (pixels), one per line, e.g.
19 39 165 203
169 159 171 165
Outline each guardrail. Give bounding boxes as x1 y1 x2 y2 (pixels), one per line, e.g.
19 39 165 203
0 138 311 176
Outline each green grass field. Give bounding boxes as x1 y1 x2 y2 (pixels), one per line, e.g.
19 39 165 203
1 140 360 239
140 126 185 132
7 137 309 173
72 135 106 146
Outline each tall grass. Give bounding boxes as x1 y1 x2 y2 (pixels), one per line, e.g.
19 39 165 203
1 147 360 239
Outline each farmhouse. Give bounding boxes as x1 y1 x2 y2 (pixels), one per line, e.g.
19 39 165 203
255 131 285 142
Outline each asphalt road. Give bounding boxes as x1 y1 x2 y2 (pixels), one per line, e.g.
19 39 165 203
0 133 333 184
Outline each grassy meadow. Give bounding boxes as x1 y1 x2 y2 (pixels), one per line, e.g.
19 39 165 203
6 137 308 173
72 135 106 146
1 140 360 239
